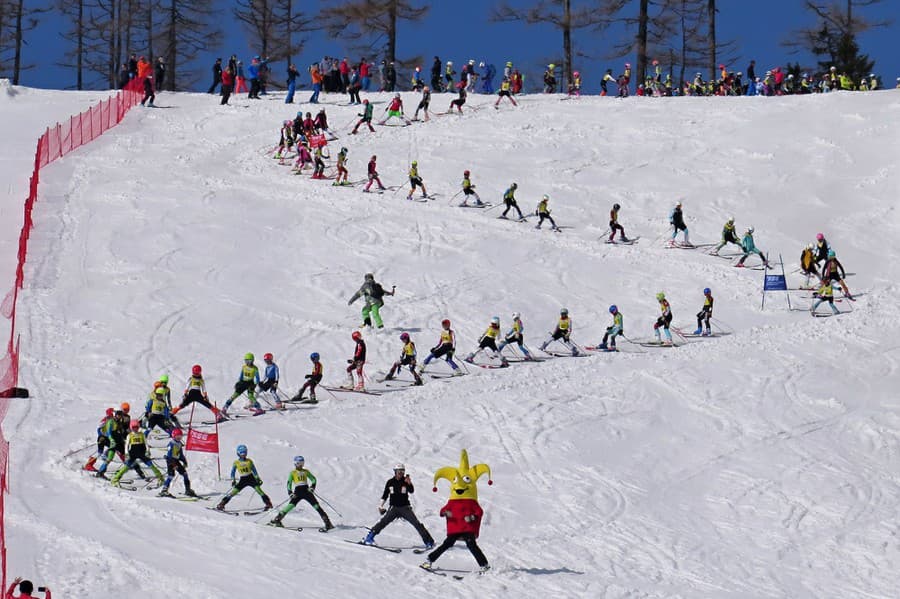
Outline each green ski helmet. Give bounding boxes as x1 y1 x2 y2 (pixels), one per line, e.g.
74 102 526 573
244 352 254 362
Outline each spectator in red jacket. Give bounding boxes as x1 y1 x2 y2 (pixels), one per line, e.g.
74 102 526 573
5 577 51 599
220 68 234 105
359 58 371 91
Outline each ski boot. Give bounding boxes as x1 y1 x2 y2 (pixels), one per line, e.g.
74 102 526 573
702 329 711 337
269 513 285 527
597 342 608 350
263 495 274 510
363 531 376 545
419 561 433 570
95 470 108 480
319 516 334 533
693 328 703 335
250 406 265 416
184 486 198 498
451 369 464 377
83 456 98 472
479 564 491 574
215 499 228 511
158 488 174 498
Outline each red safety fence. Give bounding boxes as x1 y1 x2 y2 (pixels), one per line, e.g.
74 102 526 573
0 75 146 590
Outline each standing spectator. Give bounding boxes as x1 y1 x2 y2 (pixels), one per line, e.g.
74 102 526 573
431 56 442 91
378 59 386 91
234 60 247 93
248 57 261 99
128 53 138 79
117 63 130 89
228 54 238 77
220 67 234 105
329 58 340 93
285 63 299 103
746 60 756 82
339 57 350 92
259 57 270 95
154 57 166 91
385 61 397 92
6 577 51 598
359 57 371 91
348 67 362 104
208 58 222 94
309 64 323 103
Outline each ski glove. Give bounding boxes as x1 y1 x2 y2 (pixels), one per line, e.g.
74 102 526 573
464 515 477 522
305 374 312 379
379 506 387 515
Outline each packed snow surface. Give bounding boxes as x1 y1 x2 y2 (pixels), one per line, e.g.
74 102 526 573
3 85 900 598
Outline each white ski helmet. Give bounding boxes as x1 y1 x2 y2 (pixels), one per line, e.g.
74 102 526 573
393 463 405 472
491 316 500 325
511 311 520 320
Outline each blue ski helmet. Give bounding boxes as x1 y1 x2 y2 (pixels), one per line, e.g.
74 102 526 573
310 352 320 361
827 249 835 258
294 455 305 466
703 288 711 295
236 444 248 457
609 305 617 314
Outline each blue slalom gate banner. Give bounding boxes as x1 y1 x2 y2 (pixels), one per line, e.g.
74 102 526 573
761 254 791 310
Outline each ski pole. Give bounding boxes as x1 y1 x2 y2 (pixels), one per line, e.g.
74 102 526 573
313 492 344 518
447 190 463 206
484 202 503 213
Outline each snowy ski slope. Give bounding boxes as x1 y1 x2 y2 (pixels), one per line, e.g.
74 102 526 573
4 85 900 598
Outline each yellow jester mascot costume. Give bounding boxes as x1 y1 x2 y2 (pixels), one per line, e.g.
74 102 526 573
420 449 493 574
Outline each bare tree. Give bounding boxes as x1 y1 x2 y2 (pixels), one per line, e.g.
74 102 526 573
57 0 88 89
9 0 44 84
493 0 620 90
157 0 221 91
320 0 429 65
607 0 676 84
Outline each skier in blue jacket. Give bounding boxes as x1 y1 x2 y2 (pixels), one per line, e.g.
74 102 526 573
736 227 770 268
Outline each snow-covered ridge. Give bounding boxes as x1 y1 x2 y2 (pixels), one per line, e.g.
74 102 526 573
4 87 900 598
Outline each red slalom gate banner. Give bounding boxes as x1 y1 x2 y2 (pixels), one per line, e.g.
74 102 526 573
0 76 146 589
185 428 219 453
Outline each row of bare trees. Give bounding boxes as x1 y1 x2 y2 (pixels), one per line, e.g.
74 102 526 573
0 0 890 91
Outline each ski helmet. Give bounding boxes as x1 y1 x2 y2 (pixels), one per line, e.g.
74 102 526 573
656 292 666 300
400 332 410 342
415 66 421 72
341 147 347 154
447 61 453 66
828 249 836 258
511 182 518 190
573 71 580 77
423 86 429 91
171 428 183 438
746 226 754 234
296 111 303 118
625 63 631 68
491 316 500 325
816 233 824 241
560 308 568 315
675 201 682 208
192 364 202 376
236 444 248 457
114 410 125 419
294 455 305 466
121 402 131 412
464 170 470 176
352 331 362 341
365 272 375 280
806 243 814 250
543 194 550 201
506 61 512 67
703 288 711 295
154 386 166 396
263 352 274 362
394 462 405 472
394 92 400 98
159 374 169 384
363 99 369 104
441 319 451 328
105 407 115 418
310 352 320 361
511 311 520 320
479 61 485 68
412 160 418 166
727 216 735 224
548 63 555 69
283 119 292 127
609 305 617 314
244 352 254 362
613 203 620 211
129 419 140 431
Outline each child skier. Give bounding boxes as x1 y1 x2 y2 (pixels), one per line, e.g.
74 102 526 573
465 317 510 367
144 386 174 436
653 292 674 345
292 353 323 404
694 288 714 336
449 84 467 113
713 217 740 254
458 170 482 207
379 93 410 125
158 428 196 498
384 332 424 385
344 331 367 391
363 155 386 192
350 99 376 134
814 233 830 266
94 410 137 479
597 305 623 351
259 352 280 408
821 249 853 299
497 312 533 359
363 463 435 548
414 86 431 121
110 420 164 487
221 353 264 418
407 161 428 200
83 407 115 472
800 243 819 281
608 203 628 242
333 147 349 185
736 226 770 268
269 456 334 531
171 364 220 418
216 444 274 511
539 308 578 355
494 77 518 107
292 143 313 172
311 145 326 179
419 319 463 375
810 280 840 316
568 70 581 96
535 194 558 231
275 120 295 160
669 202 690 246
348 272 395 328
499 183 524 220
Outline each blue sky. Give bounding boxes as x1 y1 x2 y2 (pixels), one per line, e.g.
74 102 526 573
17 1 900 91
